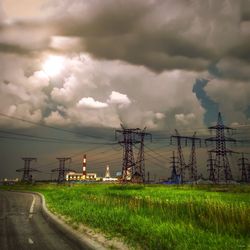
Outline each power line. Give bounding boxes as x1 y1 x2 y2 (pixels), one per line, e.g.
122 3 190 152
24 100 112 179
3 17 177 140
0 129 112 144
0 112 112 140
145 145 172 160
37 145 110 171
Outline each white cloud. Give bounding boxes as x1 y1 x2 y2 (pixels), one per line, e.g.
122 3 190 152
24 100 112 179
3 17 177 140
0 52 206 129
107 91 131 108
77 97 108 109
0 54 48 127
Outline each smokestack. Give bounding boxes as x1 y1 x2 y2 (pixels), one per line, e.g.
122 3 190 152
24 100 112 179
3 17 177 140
82 154 87 176
105 165 111 178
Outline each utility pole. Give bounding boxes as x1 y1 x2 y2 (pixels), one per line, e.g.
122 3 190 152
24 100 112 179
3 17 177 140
115 125 151 183
52 157 74 183
238 153 249 182
171 130 201 182
205 112 236 183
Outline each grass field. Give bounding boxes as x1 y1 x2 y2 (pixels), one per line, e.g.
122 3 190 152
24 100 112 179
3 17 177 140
2 183 250 250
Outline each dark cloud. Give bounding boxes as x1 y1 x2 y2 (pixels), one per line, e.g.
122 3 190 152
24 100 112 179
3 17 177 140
49 0 249 72
229 40 250 63
1 0 247 72
0 0 250 180
81 31 212 72
0 42 31 55
52 0 215 71
242 0 250 21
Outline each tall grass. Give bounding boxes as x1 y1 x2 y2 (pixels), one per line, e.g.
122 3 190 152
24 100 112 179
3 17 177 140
2 184 250 249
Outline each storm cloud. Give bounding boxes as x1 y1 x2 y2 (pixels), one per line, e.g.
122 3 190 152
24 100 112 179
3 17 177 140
0 0 250 129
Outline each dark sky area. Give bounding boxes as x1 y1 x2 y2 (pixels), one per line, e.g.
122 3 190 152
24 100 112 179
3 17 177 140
0 0 250 180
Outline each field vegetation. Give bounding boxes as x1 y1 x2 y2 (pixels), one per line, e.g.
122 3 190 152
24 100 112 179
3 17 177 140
1 183 250 250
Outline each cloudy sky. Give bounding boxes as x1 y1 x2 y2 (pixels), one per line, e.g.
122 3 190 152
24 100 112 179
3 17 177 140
0 0 250 180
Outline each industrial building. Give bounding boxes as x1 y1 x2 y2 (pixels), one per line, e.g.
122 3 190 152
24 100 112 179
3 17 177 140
65 171 97 181
65 155 99 182
102 165 118 182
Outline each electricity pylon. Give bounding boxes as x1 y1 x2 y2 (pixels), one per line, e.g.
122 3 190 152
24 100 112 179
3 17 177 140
52 157 74 183
16 157 38 182
115 125 151 183
205 112 236 183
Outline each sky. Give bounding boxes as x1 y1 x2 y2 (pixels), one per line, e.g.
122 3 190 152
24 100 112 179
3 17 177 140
0 0 250 180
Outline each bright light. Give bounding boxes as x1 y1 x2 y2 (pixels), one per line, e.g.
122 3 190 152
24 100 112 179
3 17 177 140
42 55 65 77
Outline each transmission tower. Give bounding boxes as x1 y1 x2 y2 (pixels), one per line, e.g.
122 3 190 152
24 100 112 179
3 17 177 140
207 151 216 182
205 112 236 183
115 125 151 183
52 157 74 183
169 151 179 182
186 132 201 181
238 153 249 182
133 128 152 183
171 130 201 182
170 130 186 182
16 158 38 182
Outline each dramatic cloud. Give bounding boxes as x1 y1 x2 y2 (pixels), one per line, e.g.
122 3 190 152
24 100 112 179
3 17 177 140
0 53 49 127
0 0 249 180
0 50 205 129
0 0 249 130
0 0 248 72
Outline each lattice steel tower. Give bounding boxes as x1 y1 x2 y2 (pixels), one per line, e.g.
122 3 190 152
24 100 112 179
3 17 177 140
16 157 38 182
133 128 152 183
207 151 216 182
238 153 249 183
169 151 178 181
115 125 151 183
170 130 186 181
205 112 236 183
171 130 201 182
52 157 73 183
187 132 201 181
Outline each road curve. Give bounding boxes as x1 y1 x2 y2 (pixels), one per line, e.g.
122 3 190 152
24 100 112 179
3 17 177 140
0 190 87 250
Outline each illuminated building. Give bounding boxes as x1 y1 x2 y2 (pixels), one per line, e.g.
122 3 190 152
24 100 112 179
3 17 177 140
102 165 118 182
65 155 98 181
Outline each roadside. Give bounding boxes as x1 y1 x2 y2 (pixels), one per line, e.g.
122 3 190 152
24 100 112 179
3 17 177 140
1 189 130 250
37 191 130 250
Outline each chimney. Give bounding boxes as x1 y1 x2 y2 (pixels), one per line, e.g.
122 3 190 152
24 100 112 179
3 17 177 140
82 154 87 176
105 165 111 178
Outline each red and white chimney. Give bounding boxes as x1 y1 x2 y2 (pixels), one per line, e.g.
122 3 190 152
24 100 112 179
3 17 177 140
82 154 87 176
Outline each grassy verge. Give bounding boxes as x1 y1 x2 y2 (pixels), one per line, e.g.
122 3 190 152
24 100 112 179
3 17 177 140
1 183 250 249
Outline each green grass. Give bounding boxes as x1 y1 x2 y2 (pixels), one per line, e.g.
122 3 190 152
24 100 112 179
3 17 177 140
2 183 250 249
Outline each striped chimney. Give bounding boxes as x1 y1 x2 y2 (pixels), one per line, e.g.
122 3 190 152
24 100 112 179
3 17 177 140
82 154 87 176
